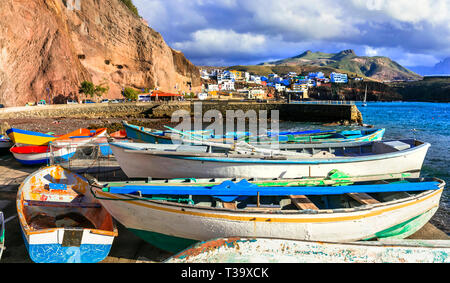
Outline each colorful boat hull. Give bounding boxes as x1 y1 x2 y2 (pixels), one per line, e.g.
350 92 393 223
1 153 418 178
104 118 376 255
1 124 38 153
16 166 118 263
10 145 76 165
109 139 429 180
6 128 56 146
92 178 444 253
124 121 385 145
21 229 115 263
165 237 450 263
124 122 173 144
6 128 107 147
10 128 108 165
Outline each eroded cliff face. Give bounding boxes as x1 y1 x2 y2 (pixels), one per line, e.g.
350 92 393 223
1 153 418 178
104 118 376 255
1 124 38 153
0 0 201 106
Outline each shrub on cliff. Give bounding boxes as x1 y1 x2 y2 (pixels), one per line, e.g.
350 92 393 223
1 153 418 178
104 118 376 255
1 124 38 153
120 0 139 17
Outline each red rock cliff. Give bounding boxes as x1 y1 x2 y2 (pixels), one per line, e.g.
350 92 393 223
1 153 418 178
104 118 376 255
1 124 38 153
0 0 201 106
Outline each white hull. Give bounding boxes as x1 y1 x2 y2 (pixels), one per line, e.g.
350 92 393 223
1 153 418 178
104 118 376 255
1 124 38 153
110 142 429 179
94 187 442 244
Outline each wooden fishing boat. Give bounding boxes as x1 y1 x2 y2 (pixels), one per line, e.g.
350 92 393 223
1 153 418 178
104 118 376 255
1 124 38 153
165 237 450 263
0 211 4 260
6 128 56 146
6 128 107 146
10 144 77 165
54 128 107 142
16 165 118 263
123 121 222 144
110 130 127 139
109 139 430 180
0 135 13 150
90 175 445 253
124 121 385 145
10 128 108 165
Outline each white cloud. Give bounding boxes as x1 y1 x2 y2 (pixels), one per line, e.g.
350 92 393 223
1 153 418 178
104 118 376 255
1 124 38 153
352 0 449 26
134 0 450 66
173 29 266 56
364 46 379 56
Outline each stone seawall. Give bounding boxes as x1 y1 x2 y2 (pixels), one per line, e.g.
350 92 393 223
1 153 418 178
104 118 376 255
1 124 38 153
0 102 363 124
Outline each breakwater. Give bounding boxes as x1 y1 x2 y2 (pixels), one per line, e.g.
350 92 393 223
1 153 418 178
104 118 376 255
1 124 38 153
0 101 363 124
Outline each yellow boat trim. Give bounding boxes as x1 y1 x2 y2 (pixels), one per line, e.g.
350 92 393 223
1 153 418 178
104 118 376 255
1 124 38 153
96 188 443 223
8 132 56 146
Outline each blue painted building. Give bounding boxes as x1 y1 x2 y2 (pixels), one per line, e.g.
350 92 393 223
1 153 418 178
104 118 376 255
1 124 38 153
330 72 348 83
308 72 325 79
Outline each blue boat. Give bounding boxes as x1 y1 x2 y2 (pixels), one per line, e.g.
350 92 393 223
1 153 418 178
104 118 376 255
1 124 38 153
123 121 250 144
123 121 385 145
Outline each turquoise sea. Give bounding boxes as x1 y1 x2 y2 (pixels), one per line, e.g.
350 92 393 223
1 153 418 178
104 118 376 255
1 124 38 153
281 102 449 235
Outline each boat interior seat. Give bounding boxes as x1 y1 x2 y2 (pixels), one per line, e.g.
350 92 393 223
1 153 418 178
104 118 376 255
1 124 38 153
374 141 411 153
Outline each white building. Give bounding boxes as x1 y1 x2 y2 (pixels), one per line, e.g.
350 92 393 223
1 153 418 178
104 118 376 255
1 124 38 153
220 81 235 91
330 72 348 83
200 69 210 80
248 89 265 99
250 76 262 84
207 84 220 92
217 71 236 84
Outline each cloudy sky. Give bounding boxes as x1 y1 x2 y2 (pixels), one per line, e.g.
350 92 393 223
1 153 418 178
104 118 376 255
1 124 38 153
133 0 450 69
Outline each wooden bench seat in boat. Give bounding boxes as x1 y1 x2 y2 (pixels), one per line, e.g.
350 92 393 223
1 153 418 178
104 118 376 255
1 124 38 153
289 195 319 210
346 193 380 205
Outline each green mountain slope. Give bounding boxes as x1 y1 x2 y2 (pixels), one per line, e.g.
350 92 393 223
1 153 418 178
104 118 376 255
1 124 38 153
259 49 422 82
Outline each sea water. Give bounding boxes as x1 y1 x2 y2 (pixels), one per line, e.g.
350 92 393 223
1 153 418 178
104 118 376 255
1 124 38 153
280 102 449 234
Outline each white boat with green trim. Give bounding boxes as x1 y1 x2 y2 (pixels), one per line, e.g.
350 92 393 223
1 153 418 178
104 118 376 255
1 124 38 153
88 173 445 253
165 237 450 263
109 139 430 180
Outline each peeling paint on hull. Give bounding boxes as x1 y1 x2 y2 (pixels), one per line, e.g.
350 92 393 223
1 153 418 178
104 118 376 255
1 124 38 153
166 237 450 263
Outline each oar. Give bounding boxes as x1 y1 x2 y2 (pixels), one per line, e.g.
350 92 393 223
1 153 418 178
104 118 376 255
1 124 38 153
267 129 337 137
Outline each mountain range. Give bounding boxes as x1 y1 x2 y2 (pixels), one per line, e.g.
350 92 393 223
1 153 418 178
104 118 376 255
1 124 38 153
257 50 422 82
408 57 450 76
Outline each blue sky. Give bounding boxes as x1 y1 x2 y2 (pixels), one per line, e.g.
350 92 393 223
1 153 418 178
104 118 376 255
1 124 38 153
134 0 450 68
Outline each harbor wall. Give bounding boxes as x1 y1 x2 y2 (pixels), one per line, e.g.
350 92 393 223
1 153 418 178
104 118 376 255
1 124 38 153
0 102 363 124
